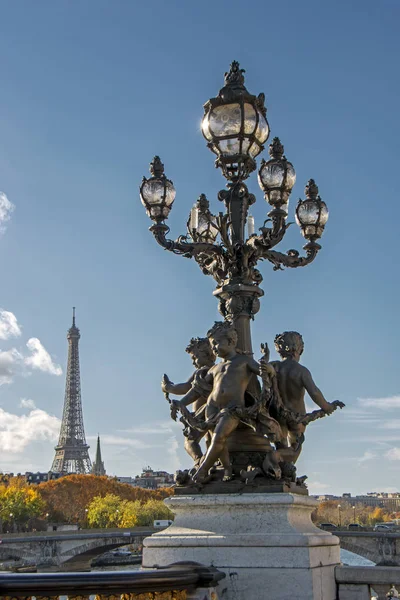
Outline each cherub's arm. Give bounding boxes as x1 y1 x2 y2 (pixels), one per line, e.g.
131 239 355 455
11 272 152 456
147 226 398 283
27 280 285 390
178 369 214 408
178 387 201 408
162 373 194 395
301 367 333 413
247 356 263 376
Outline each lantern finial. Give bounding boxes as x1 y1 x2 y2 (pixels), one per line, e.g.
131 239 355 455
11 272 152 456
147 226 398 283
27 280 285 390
149 156 165 178
224 61 246 89
269 137 284 160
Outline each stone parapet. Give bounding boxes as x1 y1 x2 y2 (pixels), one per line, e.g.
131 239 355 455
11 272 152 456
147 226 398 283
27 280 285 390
143 493 340 600
336 565 400 600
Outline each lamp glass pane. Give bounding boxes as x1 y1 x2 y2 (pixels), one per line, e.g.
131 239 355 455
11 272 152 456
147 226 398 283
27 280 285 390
249 142 261 157
141 180 166 205
285 163 296 190
255 112 269 144
243 103 257 135
219 138 241 155
164 181 176 207
260 162 285 188
198 215 218 242
296 200 320 225
201 114 212 141
209 104 241 137
242 139 251 153
319 203 329 225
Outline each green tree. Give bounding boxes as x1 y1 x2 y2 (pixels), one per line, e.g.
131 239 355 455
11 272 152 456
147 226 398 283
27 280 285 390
87 493 124 528
135 499 174 526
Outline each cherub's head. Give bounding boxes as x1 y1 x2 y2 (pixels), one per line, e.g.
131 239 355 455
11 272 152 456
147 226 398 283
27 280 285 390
185 337 215 369
207 321 238 358
274 331 304 361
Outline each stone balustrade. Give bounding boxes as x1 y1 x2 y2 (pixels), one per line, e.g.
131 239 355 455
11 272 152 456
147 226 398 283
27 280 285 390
336 565 400 599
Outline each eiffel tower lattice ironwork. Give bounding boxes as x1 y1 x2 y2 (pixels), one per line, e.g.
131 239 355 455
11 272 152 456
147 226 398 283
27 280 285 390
51 308 92 474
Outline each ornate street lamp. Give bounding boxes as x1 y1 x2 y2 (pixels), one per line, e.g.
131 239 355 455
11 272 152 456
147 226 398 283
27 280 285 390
140 156 176 222
201 60 269 181
139 61 329 356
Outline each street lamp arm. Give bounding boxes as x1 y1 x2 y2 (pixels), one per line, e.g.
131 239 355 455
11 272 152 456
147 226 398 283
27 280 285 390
247 213 290 253
149 223 222 258
257 240 321 271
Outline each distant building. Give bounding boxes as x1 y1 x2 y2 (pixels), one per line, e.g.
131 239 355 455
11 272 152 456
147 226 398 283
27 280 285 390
91 435 106 476
25 472 64 484
117 466 174 489
117 476 136 485
312 492 400 512
355 493 400 511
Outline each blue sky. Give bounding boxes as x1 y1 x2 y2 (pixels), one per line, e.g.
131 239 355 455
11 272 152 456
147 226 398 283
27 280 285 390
0 0 399 496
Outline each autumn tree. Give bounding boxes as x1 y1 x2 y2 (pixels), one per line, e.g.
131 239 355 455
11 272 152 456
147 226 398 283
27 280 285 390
87 494 129 528
38 475 173 527
313 500 392 528
0 477 45 532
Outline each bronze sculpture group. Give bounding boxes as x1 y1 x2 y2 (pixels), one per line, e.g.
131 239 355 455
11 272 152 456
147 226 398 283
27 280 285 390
162 326 344 492
138 61 343 493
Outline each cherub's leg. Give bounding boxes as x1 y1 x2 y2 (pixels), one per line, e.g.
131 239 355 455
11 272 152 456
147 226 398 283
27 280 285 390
219 445 233 481
288 428 305 463
184 429 207 466
193 414 239 482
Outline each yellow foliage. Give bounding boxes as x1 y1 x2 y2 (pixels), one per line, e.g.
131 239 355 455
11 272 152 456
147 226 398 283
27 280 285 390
0 477 45 529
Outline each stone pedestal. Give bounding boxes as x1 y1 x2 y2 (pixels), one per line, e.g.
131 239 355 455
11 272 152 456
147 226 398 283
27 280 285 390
143 493 340 600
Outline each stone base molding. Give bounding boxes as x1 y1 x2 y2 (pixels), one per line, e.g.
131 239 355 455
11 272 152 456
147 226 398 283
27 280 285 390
143 493 340 600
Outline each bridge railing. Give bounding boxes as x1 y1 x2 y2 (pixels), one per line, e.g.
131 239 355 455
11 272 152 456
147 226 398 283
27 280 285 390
336 565 400 599
0 563 225 600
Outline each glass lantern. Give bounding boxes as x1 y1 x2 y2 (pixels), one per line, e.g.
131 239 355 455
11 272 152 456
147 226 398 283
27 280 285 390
140 156 176 221
295 179 329 240
188 194 218 243
258 137 296 214
201 61 269 181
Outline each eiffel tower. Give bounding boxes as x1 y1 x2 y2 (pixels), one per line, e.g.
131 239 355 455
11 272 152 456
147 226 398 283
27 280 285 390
51 308 92 474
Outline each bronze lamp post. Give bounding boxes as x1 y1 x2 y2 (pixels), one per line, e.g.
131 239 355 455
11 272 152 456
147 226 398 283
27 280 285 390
139 61 329 355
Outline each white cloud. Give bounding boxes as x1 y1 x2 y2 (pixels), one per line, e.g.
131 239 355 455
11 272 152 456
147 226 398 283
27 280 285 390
88 434 154 450
0 348 24 385
118 421 181 435
25 338 62 376
0 192 15 234
380 420 400 430
385 447 400 461
358 450 377 463
308 480 331 494
358 396 400 409
0 407 60 453
0 310 22 340
167 435 181 471
20 398 36 409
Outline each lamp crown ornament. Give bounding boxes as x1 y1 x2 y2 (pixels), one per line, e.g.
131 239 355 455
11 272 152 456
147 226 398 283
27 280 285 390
149 155 165 178
268 137 285 160
223 60 246 89
305 178 319 199
197 193 210 212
